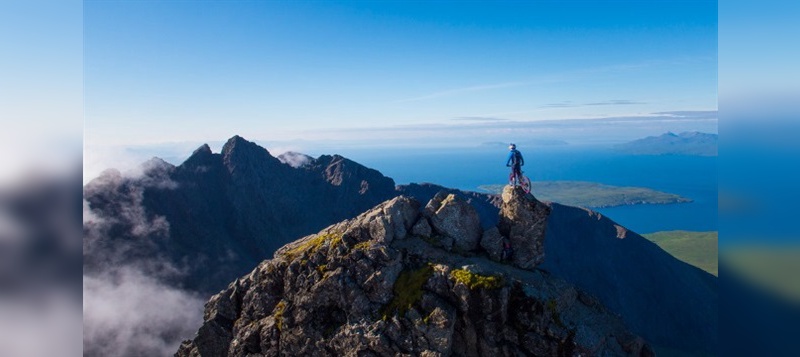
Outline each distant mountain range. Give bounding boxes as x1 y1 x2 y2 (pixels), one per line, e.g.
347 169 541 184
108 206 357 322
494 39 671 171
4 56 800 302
84 135 717 356
615 131 718 156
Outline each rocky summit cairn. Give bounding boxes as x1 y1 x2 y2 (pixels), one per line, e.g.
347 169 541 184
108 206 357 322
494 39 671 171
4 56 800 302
496 185 551 270
177 194 652 357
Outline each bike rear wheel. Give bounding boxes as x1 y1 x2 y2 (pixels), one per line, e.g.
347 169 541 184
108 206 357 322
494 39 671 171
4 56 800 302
519 175 532 194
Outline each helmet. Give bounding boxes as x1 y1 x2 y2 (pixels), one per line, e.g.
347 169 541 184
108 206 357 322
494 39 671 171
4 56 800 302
509 143 516 150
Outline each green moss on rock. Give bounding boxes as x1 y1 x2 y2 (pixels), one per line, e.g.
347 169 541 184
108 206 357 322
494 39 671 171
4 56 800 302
381 264 434 320
353 241 372 251
450 269 504 290
274 300 287 331
284 232 342 260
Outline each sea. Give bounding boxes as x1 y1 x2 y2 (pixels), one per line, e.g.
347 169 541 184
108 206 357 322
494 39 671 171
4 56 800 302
336 146 717 236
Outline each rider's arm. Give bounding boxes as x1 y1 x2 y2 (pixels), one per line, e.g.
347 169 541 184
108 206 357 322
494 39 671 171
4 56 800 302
520 154 524 166
506 151 513 166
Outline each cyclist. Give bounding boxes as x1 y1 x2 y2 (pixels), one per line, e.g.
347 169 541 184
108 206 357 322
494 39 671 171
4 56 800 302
506 143 524 185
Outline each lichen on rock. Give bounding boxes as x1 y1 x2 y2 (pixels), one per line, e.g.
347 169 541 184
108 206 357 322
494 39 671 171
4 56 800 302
450 268 504 290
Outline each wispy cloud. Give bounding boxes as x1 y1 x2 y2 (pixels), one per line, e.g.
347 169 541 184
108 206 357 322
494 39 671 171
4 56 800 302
585 99 646 106
541 99 646 108
654 110 718 118
451 116 509 122
540 101 578 108
285 110 717 149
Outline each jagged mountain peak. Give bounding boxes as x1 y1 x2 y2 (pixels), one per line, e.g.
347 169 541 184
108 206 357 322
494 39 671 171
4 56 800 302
181 143 218 169
220 135 271 158
193 143 213 156
310 153 396 190
141 156 175 173
177 190 652 356
219 135 283 175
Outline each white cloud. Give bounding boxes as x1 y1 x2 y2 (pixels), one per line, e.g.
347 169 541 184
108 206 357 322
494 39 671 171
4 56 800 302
0 294 82 357
276 151 313 168
83 268 204 357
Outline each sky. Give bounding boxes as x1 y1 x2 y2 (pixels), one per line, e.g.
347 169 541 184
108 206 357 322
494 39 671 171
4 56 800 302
83 0 718 162
0 0 82 184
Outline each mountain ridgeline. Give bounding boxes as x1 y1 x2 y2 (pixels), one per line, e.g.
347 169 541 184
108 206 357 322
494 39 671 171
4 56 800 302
83 135 716 355
614 131 718 156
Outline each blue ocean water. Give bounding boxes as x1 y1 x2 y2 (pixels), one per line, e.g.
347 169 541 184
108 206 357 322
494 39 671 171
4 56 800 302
338 146 717 235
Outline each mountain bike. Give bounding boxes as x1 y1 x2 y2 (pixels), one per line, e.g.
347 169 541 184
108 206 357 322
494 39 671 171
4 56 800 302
509 170 532 194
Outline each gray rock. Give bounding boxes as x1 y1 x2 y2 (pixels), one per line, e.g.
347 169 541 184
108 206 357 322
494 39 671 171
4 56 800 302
381 196 420 240
427 194 482 252
497 185 551 269
479 227 505 262
411 217 432 237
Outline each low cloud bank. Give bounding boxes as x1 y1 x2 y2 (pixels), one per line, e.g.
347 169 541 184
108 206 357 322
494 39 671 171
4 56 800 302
83 268 204 357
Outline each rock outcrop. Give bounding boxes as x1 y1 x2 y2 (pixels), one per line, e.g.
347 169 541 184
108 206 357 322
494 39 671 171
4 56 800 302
177 195 652 356
497 186 551 270
423 192 482 252
396 183 502 229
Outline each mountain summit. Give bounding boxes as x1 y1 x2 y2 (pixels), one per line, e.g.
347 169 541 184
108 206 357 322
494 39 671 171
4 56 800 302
177 188 653 356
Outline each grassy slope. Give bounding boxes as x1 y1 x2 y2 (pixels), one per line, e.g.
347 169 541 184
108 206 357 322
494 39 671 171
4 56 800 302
477 181 690 208
643 231 718 276
722 245 800 303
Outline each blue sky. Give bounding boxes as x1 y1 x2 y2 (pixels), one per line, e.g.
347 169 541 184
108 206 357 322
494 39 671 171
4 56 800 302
84 0 717 155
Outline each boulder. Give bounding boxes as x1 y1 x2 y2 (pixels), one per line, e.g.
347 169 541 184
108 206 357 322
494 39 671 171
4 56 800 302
411 217 433 237
425 192 482 252
479 227 505 262
497 185 551 269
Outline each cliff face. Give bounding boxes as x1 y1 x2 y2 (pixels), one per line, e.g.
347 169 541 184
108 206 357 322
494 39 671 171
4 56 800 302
177 189 652 357
540 203 718 354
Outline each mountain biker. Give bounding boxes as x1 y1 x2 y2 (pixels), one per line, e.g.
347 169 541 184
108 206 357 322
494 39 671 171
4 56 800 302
506 143 524 184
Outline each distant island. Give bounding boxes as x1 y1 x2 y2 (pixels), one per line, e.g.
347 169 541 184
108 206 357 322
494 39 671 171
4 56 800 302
477 181 692 208
614 131 717 156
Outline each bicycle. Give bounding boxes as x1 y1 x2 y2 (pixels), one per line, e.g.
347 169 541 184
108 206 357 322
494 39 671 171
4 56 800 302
508 170 532 194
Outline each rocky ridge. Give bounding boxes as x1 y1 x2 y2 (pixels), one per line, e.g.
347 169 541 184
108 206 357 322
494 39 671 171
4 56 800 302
177 187 652 356
85 136 716 355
